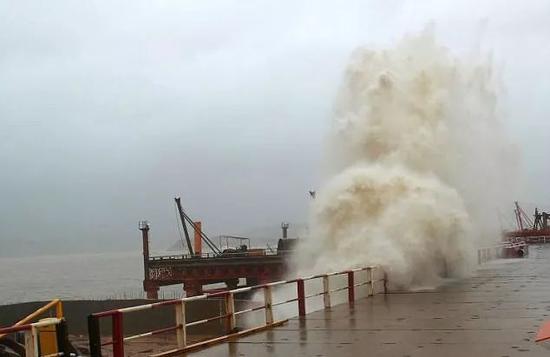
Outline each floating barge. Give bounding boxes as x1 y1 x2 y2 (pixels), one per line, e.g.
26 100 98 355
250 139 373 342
141 198 297 298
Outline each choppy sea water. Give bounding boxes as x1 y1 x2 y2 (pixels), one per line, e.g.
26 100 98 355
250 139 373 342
0 251 184 306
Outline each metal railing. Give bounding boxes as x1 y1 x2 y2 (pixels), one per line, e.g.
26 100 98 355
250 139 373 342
0 299 68 357
0 299 64 340
148 249 291 261
477 241 528 264
88 265 387 357
0 318 69 357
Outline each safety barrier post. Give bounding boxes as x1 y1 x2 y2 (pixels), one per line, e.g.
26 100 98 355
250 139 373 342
56 319 69 357
323 275 331 308
383 270 388 294
367 267 374 296
263 286 274 325
24 327 37 357
347 271 355 304
297 279 306 317
175 300 187 348
55 300 64 319
88 315 102 357
112 312 124 357
225 292 236 333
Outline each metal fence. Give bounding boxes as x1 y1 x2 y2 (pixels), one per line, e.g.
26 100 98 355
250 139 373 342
477 241 528 264
0 299 69 357
87 265 387 357
0 318 70 357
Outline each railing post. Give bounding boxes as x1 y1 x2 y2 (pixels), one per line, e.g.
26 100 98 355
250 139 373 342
347 271 355 304
175 300 187 348
112 312 124 357
24 327 37 357
367 267 374 296
55 300 64 319
263 286 273 325
383 270 388 294
297 279 306 317
323 275 331 309
56 319 69 357
88 315 102 357
224 292 236 333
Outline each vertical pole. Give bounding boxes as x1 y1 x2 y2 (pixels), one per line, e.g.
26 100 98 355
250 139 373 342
193 221 202 256
367 267 374 296
478 249 481 264
347 271 355 305
140 222 150 281
56 319 69 357
297 279 306 317
175 300 187 348
55 301 64 319
323 275 331 309
24 328 36 357
112 312 124 357
263 286 273 325
88 315 102 357
225 293 236 333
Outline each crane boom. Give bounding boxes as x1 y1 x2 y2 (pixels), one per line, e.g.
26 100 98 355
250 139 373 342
175 197 194 255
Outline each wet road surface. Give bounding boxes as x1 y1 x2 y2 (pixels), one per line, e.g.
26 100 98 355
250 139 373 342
189 245 550 356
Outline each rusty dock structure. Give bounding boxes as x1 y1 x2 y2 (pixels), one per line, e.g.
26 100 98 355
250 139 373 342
141 198 297 298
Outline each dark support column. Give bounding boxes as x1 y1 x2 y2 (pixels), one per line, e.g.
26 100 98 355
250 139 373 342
297 279 306 317
347 271 355 305
184 281 203 297
87 315 102 357
140 221 153 299
56 319 69 357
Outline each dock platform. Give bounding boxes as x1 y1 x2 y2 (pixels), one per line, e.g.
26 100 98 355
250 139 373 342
190 246 550 356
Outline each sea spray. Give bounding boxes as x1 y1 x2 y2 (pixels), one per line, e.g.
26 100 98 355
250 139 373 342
294 29 518 289
245 29 518 326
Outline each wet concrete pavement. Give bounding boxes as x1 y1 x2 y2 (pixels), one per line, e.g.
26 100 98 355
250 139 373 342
189 245 550 356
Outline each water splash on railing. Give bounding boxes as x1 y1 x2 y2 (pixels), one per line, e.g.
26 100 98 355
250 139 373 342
294 27 519 289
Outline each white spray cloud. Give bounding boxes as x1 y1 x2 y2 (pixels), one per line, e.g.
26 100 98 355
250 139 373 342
294 28 518 289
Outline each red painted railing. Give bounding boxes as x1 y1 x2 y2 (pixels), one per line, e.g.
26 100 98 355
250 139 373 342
88 265 387 357
477 241 528 264
0 318 65 357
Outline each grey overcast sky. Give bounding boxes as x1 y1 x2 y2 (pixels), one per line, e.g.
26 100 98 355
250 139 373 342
1 1 549 256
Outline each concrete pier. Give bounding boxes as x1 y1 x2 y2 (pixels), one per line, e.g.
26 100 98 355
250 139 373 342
190 245 550 356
